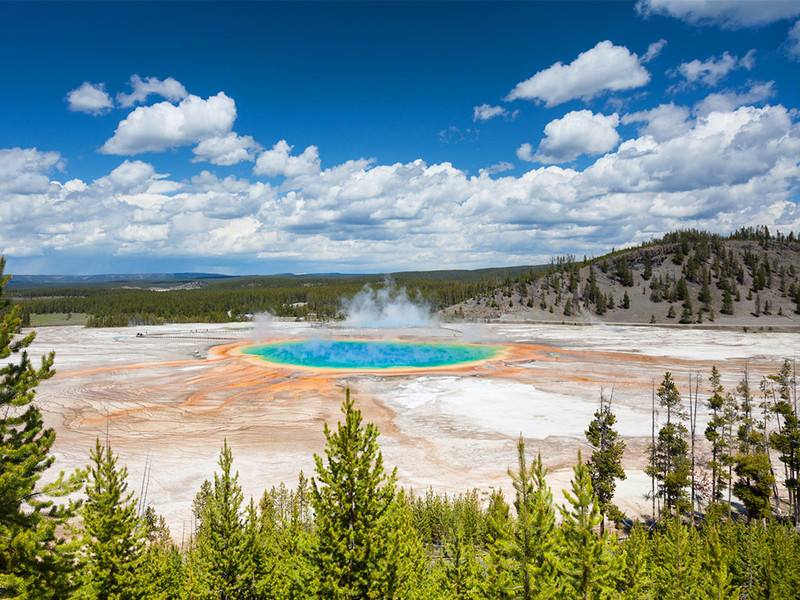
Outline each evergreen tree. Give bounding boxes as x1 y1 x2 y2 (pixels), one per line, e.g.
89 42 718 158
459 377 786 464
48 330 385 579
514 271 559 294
700 526 738 600
77 438 145 599
271 473 316 599
768 359 800 524
705 367 729 503
557 452 615 599
480 490 515 600
643 253 653 281
733 372 775 520
584 393 626 533
135 507 184 599
0 258 83 598
311 388 399 598
651 519 701 599
646 372 691 514
385 491 435 599
507 439 557 599
187 440 250 598
617 526 652 599
679 302 695 324
440 528 480 599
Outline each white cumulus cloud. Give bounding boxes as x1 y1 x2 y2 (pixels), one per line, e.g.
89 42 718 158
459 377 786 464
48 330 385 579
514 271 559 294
100 92 237 155
636 0 800 28
531 110 621 164
253 140 321 178
3 101 800 273
66 82 113 115
506 41 650 107
694 81 776 117
0 148 63 194
622 103 691 141
673 50 756 87
117 75 188 107
192 133 261 166
473 104 508 122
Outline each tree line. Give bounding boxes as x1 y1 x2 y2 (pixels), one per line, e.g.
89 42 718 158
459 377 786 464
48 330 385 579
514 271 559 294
16 275 503 328
3 258 800 599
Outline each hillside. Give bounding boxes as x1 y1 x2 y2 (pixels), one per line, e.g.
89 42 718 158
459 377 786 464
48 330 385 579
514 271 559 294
443 227 800 327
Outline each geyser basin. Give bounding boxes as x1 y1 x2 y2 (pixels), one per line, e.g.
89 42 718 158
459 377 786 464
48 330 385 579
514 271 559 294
242 339 502 370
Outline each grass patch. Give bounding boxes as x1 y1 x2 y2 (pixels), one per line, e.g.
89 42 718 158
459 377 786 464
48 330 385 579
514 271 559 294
29 313 89 327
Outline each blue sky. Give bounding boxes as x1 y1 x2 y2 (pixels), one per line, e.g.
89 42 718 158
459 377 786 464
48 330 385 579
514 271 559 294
2 1 800 274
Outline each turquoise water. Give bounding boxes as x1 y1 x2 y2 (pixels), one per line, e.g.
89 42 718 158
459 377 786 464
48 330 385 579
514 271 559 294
242 339 500 369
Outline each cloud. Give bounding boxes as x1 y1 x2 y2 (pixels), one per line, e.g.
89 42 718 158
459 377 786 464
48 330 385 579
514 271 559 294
622 103 691 141
529 110 620 163
117 75 188 107
636 0 800 28
192 132 261 166
789 20 800 58
3 103 800 272
506 41 650 107
672 50 756 88
253 140 320 178
479 161 514 177
642 38 667 63
0 148 63 194
100 92 237 155
516 143 536 163
95 160 163 192
66 82 113 115
694 81 776 117
473 104 508 122
438 126 479 144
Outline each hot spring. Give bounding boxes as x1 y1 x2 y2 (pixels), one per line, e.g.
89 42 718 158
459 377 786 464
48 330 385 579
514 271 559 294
242 339 502 370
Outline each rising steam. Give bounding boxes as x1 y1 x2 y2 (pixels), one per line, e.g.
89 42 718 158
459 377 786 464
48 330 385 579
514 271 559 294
341 280 436 328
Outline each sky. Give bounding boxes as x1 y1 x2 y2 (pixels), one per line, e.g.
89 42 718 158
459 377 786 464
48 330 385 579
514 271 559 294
2 1 800 275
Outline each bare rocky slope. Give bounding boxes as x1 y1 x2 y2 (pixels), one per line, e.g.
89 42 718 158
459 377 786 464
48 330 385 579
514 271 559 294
443 228 800 328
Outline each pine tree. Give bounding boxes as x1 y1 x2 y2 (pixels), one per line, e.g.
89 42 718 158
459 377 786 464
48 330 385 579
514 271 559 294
584 392 626 533
271 474 316 599
187 440 249 598
733 371 775 520
77 438 145 599
646 372 691 515
700 526 739 600
705 367 729 503
557 451 615 599
643 253 653 281
679 302 694 324
507 439 557 599
311 388 399 598
135 507 184 599
0 258 83 598
440 527 480 599
480 490 515 599
651 519 702 599
617 526 652 599
768 359 800 524
385 491 435 599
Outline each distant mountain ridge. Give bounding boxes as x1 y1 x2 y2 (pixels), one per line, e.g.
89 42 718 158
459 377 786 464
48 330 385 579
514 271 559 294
8 273 233 287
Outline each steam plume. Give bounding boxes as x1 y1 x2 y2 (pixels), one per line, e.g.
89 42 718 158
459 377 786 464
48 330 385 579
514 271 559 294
342 279 436 328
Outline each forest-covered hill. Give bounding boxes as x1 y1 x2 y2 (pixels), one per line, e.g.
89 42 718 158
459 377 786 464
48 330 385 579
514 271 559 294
444 227 800 327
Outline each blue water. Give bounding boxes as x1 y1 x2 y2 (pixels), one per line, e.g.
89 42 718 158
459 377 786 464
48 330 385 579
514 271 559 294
242 339 500 369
